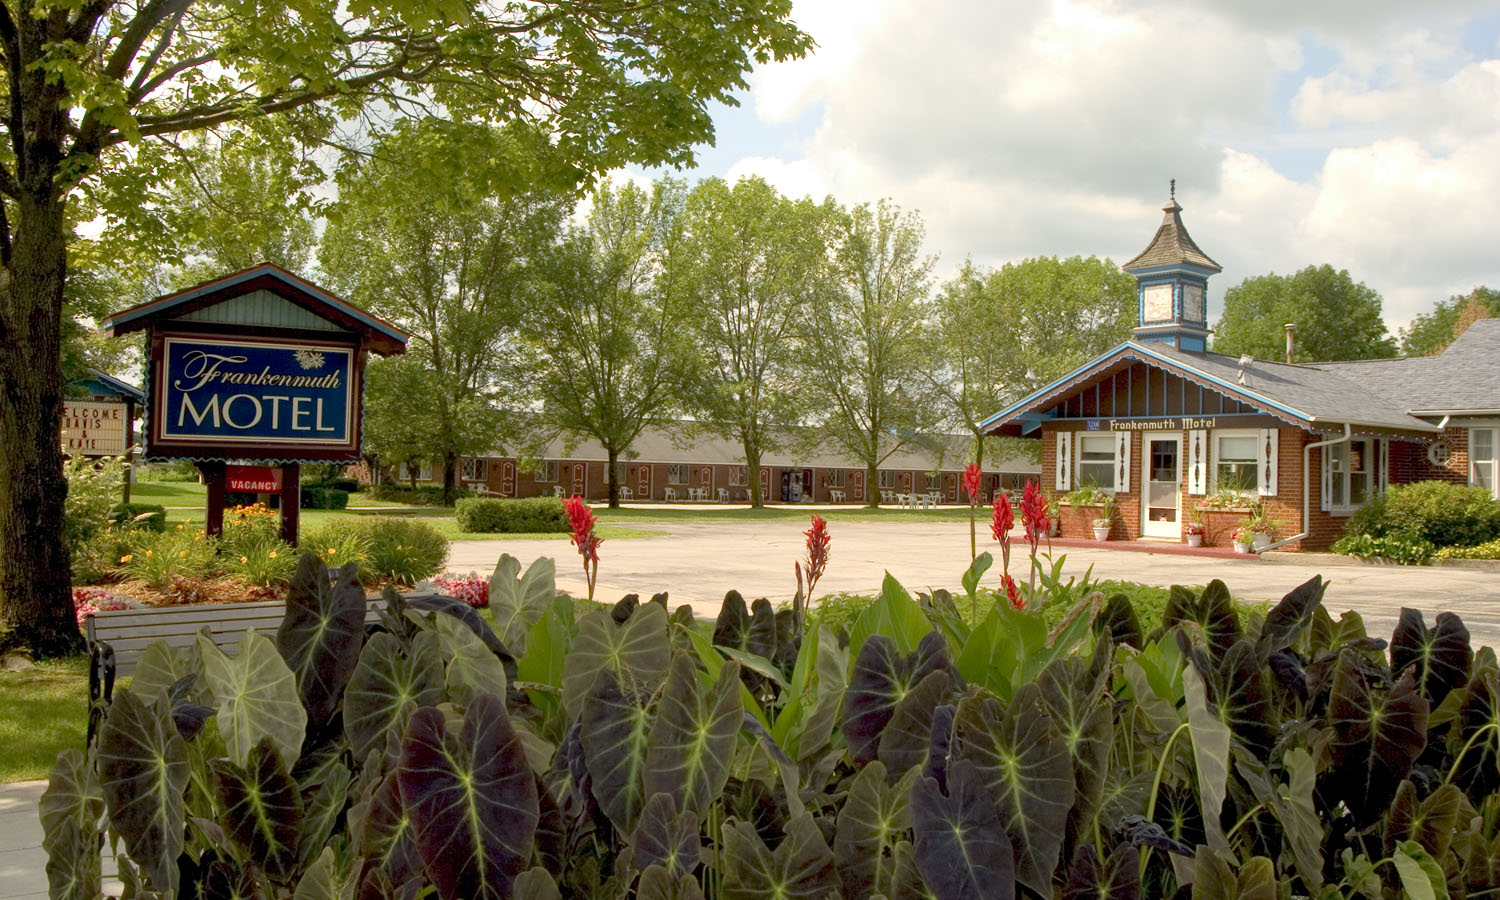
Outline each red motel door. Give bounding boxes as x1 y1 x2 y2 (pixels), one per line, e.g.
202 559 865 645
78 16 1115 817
900 472 913 493
500 461 516 496
638 465 651 499
572 464 585 497
759 467 770 500
852 470 864 502
700 466 712 490
944 472 958 501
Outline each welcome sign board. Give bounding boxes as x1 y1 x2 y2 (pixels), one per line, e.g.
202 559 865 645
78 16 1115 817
148 334 361 460
61 400 130 456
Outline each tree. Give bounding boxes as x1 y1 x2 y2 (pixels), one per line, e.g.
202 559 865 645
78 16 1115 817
1400 287 1500 356
679 177 831 507
798 199 937 507
0 0 809 655
1212 265 1397 362
525 179 698 507
320 123 568 505
927 255 1135 466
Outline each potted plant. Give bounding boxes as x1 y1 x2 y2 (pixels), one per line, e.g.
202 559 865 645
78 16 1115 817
1183 519 1206 548
1248 514 1278 552
1091 493 1116 541
1230 523 1254 554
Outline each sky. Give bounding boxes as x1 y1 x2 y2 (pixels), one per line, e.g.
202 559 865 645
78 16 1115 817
627 0 1500 332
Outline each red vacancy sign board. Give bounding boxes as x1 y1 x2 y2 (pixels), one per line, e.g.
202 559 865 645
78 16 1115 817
226 465 282 492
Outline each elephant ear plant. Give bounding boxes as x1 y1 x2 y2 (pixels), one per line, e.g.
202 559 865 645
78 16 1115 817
43 547 1500 900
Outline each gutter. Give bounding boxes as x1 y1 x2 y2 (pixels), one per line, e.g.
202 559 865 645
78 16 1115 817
1259 424 1350 553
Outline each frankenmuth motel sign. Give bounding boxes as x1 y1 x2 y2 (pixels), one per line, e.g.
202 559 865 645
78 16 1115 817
102 265 408 540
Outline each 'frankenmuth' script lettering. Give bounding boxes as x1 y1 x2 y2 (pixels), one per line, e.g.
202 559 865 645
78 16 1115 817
173 351 342 392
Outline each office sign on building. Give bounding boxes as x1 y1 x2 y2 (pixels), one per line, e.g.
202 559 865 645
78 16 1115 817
151 334 358 458
61 399 129 456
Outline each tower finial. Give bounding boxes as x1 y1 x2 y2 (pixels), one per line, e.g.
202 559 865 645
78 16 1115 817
1169 178 1175 201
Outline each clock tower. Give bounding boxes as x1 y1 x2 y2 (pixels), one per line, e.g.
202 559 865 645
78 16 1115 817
1123 181 1221 352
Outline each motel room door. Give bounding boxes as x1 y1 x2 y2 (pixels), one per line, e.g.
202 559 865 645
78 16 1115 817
1141 434 1182 538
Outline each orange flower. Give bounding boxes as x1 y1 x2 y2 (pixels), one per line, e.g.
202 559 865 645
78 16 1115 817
119 554 132 563
240 556 248 564
179 551 187 558
145 549 153 558
268 550 277 558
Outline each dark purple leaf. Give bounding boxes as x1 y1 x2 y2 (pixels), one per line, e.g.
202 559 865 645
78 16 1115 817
212 737 303 882
277 553 368 724
910 760 1015 900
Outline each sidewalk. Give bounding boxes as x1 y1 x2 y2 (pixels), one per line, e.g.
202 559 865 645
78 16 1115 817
0 780 48 900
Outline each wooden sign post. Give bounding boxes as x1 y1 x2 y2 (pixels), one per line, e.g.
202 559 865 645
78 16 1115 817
102 264 408 544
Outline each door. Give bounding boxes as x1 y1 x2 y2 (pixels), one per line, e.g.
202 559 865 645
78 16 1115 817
780 470 792 502
1141 435 1182 538
852 470 865 502
637 464 651 499
900 472 913 494
571 464 585 497
500 460 515 497
943 472 958 501
802 469 814 501
759 467 771 502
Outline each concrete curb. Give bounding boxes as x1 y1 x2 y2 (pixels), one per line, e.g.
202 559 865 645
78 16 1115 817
1262 550 1500 571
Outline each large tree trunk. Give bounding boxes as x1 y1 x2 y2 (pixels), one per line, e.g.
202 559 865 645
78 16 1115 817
743 439 763 509
0 189 84 657
866 460 880 509
607 446 619 509
442 450 458 506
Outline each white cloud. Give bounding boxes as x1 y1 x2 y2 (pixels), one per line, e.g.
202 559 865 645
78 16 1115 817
724 156 829 200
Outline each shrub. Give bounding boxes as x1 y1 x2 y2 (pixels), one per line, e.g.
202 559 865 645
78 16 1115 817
455 496 568 534
64 455 127 583
361 516 449 584
1345 480 1500 548
119 528 219 590
1434 538 1500 560
220 503 280 552
1331 532 1436 564
222 532 299 588
300 520 374 571
112 502 167 533
300 486 350 510
367 483 470 506
326 476 361 492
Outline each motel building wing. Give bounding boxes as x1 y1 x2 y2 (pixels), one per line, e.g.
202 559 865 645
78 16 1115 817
982 188 1500 552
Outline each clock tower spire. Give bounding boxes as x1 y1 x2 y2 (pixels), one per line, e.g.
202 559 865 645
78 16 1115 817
1123 182 1221 352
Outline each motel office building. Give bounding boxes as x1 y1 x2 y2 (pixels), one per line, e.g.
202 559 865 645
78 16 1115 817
397 430 1039 505
983 192 1500 551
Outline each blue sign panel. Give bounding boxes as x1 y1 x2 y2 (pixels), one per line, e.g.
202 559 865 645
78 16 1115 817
157 336 354 446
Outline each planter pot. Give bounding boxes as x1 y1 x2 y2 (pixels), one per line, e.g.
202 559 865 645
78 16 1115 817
1092 526 1111 541
1233 541 1252 554
1252 533 1273 552
1185 534 1203 548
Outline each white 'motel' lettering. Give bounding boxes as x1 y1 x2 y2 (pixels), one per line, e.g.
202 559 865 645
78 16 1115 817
178 391 342 432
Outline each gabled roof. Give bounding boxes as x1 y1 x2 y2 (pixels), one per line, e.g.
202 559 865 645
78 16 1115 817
72 368 145 404
1312 319 1500 415
100 263 409 356
1122 197 1222 274
981 341 1441 437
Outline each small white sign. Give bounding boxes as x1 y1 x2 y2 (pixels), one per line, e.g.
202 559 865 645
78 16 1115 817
62 400 129 456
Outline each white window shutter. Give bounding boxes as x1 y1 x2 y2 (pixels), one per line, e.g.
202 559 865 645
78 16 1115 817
1377 439 1389 492
1187 429 1208 495
1258 428 1279 496
1114 431 1131 492
1055 431 1072 491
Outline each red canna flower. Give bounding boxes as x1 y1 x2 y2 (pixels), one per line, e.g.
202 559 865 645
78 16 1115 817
1020 481 1049 553
804 513 830 597
564 495 602 601
991 493 1014 544
963 463 983 506
1000 573 1024 609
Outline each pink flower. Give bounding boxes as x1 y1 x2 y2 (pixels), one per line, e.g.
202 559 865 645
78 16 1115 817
963 463 983 506
434 574 489 608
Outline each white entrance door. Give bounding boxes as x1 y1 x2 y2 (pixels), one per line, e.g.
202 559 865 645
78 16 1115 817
1141 435 1183 538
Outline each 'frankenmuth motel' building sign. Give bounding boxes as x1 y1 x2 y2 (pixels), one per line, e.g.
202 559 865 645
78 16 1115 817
983 185 1500 551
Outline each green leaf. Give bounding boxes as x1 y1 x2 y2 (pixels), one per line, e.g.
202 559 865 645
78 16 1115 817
562 602 670 720
843 632 954 765
1393 840 1449 900
953 686 1073 895
849 572 933 657
1191 638 1274 758
580 668 653 833
277 553 368 724
398 694 539 900
835 761 919 900
961 552 993 599
910 759 1016 900
1163 581 1240 658
346 630 444 765
198 629 307 767
1037 656 1114 849
1277 748 1324 892
1189 849 1275 900
292 848 340 900
719 644 789 692
1182 665 1231 848
629 792 702 879
40 750 105 900
513 867 564 900
517 594 572 690
212 736 304 882
430 611 508 705
636 865 706 900
721 814 840 900
97 689 189 897
955 603 1045 701
488 554 556 657
298 760 352 870
128 641 202 704
644 654 744 816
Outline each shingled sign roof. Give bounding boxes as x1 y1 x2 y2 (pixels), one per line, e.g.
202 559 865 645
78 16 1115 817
1122 193 1222 273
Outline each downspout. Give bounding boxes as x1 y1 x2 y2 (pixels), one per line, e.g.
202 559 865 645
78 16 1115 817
1259 423 1350 553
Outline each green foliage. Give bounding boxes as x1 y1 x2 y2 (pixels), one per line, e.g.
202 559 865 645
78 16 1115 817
367 483 471 506
358 517 451 585
1400 286 1500 356
222 533 300 588
1345 480 1500 548
120 529 220 591
112 503 166 533
299 487 350 510
64 456 130 583
1331 532 1437 564
455 497 568 534
1434 538 1500 559
1213 264 1398 361
62 551 1500 900
298 520 373 570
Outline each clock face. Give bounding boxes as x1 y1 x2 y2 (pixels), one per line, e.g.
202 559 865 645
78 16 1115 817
1182 284 1205 323
1143 284 1174 322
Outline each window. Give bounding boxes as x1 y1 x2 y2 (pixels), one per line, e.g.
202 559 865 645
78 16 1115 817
1213 432 1260 494
1473 428 1498 499
535 461 559 483
668 464 687 485
459 457 488 482
826 469 845 488
925 473 940 490
1323 438 1381 514
1076 435 1116 491
729 465 747 486
879 470 898 489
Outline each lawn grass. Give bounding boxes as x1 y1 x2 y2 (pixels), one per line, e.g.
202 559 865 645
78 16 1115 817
590 505 976 524
0 655 89 782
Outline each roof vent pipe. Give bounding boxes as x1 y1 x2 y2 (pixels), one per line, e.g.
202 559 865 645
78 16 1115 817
1285 323 1297 364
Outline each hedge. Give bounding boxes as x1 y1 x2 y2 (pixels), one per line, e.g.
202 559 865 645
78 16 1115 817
300 486 350 510
454 496 569 533
1344 479 1500 548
